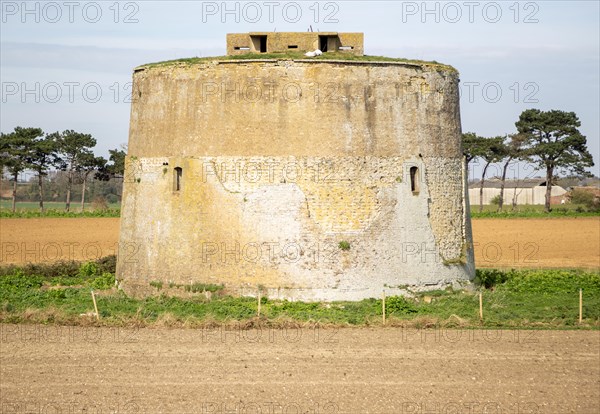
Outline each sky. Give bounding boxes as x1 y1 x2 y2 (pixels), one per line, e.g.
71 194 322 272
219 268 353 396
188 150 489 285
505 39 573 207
1 0 599 179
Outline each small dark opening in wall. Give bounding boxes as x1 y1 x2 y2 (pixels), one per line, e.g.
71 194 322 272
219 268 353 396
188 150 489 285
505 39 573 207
319 35 339 52
410 166 419 194
319 35 329 52
259 36 267 52
234 46 250 50
174 167 182 191
339 46 354 50
288 45 298 49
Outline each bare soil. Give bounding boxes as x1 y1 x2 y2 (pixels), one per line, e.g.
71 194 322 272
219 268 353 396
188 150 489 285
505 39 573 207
1 325 598 413
1 217 598 269
1 220 599 413
471 218 600 269
0 218 120 264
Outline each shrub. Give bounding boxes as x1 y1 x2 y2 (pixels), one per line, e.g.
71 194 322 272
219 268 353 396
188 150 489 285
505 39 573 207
475 268 600 294
0 271 44 292
95 255 117 274
0 256 116 279
474 269 510 289
0 261 80 278
106 194 120 204
91 197 108 211
78 262 99 278
91 272 115 290
570 188 600 212
385 296 417 315
338 241 351 251
47 289 67 300
490 195 502 206
570 189 595 205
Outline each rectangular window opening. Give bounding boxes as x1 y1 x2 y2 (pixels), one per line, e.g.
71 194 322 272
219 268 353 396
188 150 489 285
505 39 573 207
288 45 298 49
234 46 250 51
339 46 354 50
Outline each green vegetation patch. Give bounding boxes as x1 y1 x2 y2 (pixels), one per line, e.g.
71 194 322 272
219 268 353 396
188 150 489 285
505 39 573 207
1 263 598 329
5 204 599 219
0 207 120 218
475 268 600 294
137 52 456 73
471 204 600 218
338 241 351 251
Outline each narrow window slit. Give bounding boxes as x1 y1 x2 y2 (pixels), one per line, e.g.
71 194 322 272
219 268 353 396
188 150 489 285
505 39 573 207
174 167 182 191
410 166 419 194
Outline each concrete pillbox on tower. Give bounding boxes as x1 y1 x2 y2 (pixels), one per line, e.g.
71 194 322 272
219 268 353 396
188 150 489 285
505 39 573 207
226 32 364 55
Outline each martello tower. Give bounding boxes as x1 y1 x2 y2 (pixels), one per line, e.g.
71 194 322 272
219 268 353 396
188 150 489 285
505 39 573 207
117 32 475 300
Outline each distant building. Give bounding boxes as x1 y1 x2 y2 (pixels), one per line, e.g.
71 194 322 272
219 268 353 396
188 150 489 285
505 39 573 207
468 179 567 205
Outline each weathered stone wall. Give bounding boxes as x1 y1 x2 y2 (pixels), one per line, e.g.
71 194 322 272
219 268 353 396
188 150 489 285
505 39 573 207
226 32 363 55
118 59 474 300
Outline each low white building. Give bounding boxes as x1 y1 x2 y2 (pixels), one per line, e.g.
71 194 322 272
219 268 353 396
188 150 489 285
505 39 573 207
469 178 567 205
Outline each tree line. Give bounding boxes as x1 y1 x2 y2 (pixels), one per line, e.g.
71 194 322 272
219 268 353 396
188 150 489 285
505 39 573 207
0 127 125 212
1 108 596 215
463 109 595 213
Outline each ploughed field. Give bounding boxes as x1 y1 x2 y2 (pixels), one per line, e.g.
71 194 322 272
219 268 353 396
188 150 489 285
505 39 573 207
0 217 598 269
1 325 598 413
1 219 599 413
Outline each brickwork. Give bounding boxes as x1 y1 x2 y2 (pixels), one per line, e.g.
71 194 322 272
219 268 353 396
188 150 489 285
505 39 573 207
118 58 475 300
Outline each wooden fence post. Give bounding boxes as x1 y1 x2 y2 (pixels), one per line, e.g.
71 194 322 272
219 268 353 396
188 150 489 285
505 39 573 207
579 289 583 324
382 290 386 325
479 292 483 322
257 287 261 317
91 290 100 321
